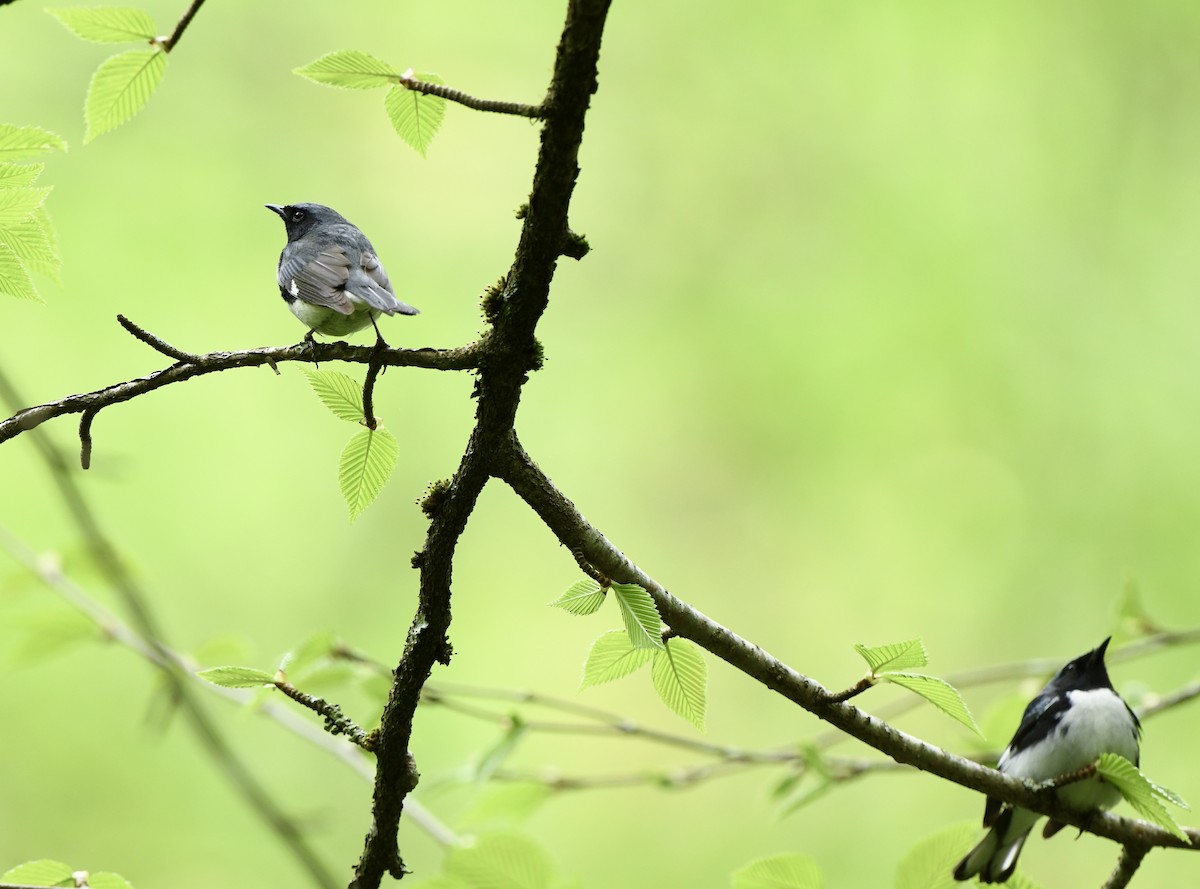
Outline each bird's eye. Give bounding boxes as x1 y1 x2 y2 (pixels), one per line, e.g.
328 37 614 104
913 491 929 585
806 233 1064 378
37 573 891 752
291 210 305 222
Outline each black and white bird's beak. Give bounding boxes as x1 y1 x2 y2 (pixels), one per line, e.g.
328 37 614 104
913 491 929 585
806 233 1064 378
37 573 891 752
1088 636 1112 669
265 204 286 219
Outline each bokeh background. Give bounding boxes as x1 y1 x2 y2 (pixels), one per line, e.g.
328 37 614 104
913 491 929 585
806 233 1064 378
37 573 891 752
2 1 1200 886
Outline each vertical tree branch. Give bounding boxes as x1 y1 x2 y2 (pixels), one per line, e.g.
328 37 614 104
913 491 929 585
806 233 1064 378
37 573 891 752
1103 845 1149 889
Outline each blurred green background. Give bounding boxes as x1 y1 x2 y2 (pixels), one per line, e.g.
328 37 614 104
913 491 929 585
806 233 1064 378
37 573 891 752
3 1 1200 886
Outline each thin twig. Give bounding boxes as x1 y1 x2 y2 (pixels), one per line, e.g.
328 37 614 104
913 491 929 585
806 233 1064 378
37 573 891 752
362 343 386 430
827 676 875 703
158 0 206 51
400 70 542 119
275 680 375 750
1102 844 1150 889
117 313 201 362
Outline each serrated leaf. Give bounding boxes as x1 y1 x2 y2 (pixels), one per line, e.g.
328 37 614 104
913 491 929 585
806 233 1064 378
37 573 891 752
0 186 50 226
610 582 663 651
0 241 38 301
279 629 339 675
1096 753 1189 840
580 630 655 689
385 74 446 158
197 666 275 688
444 832 553 889
0 163 45 188
548 578 605 615
48 6 156 43
895 823 979 889
339 426 399 521
302 368 364 422
1 860 74 886
0 211 61 282
88 874 136 889
731 854 823 889
651 637 707 730
295 50 398 89
84 48 168 143
461 783 553 829
854 638 928 673
881 672 982 736
0 125 68 161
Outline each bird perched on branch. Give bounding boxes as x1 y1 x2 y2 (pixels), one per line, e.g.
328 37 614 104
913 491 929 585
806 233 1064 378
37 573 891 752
953 637 1140 884
266 202 418 342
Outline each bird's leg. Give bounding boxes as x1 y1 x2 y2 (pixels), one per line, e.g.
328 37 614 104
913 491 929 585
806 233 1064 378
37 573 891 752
370 316 390 374
303 328 320 368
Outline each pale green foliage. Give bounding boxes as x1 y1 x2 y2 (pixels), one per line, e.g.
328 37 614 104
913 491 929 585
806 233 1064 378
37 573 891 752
853 638 927 672
303 369 365 422
87 874 136 889
852 638 982 735
894 823 1046 889
197 666 276 688
460 784 553 829
0 187 51 227
1096 752 1190 840
0 124 68 160
278 629 340 676
0 162 44 187
442 832 555 889
547 578 605 615
651 637 707 730
48 7 156 43
385 74 447 158
731 854 823 889
83 48 168 143
339 426 399 521
610 581 663 650
474 719 527 783
294 50 398 89
1 859 74 886
295 50 446 156
579 629 655 688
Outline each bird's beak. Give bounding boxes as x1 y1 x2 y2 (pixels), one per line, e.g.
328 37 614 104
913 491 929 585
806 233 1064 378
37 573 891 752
1090 636 1112 667
265 204 286 219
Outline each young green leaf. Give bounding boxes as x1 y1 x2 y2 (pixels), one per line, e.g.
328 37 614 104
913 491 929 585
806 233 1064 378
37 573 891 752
0 242 37 301
279 629 339 676
461 783 553 829
610 581 663 651
303 368 364 422
295 50 398 90
84 48 167 143
87 873 136 889
385 74 447 157
474 718 527 783
1096 753 1189 840
48 6 156 43
0 163 45 188
880 672 982 736
1 860 74 886
197 666 276 688
0 212 61 283
651 637 707 730
0 186 51 227
339 425 399 521
854 638 928 673
0 125 68 161
731 854 823 889
444 832 554 889
580 629 656 689
548 578 605 615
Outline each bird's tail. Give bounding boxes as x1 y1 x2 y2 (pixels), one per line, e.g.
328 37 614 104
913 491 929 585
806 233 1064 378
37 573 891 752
953 808 1034 884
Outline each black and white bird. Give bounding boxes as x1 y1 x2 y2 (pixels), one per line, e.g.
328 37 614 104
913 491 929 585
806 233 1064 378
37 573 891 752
953 637 1141 884
266 203 418 341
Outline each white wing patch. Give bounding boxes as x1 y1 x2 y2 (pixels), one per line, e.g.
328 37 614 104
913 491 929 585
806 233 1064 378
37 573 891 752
289 279 300 296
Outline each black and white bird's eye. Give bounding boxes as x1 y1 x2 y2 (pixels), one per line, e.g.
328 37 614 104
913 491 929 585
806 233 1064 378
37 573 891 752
291 209 306 222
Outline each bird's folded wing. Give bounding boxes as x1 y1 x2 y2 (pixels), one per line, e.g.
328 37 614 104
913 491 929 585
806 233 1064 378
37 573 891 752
351 252 419 316
278 246 355 315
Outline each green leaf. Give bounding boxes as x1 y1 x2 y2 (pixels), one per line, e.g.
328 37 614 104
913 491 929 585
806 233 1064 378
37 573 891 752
610 581 663 651
295 50 399 89
88 874 136 889
1 860 74 886
84 48 168 143
0 125 68 161
880 672 982 736
0 186 51 226
196 666 276 688
339 425 399 521
651 638 707 730
579 630 655 689
385 74 447 157
279 629 339 676
4 606 97 665
854 638 928 673
0 163 45 188
895 823 978 889
547 578 605 615
444 832 554 889
461 783 553 829
0 241 38 301
303 368 364 422
474 718 526 783
1096 753 1189 840
731 854 823 889
0 210 61 283
48 6 156 43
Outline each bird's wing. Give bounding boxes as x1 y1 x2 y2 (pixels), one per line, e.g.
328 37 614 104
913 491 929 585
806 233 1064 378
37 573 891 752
347 251 419 316
1002 691 1069 762
278 246 355 315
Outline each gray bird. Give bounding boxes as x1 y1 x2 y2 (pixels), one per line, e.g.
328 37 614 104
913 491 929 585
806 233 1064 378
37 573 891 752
266 202 418 341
